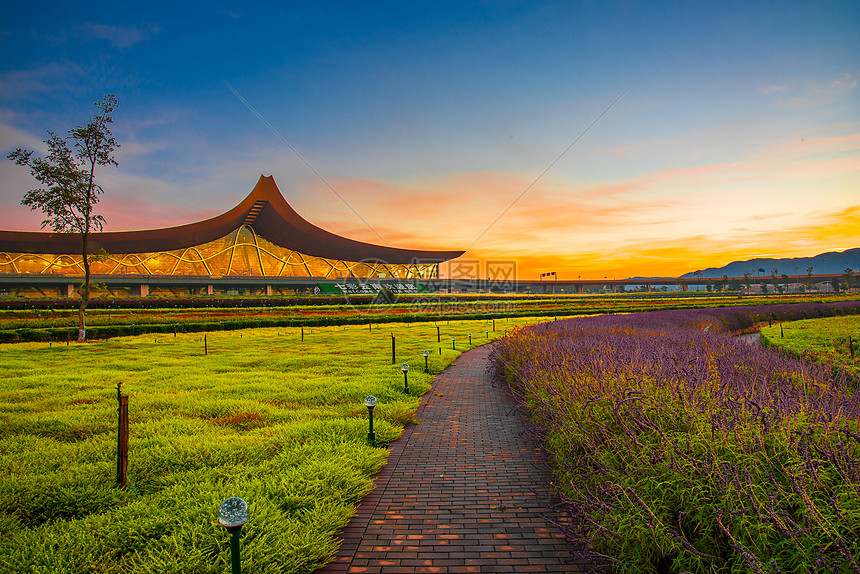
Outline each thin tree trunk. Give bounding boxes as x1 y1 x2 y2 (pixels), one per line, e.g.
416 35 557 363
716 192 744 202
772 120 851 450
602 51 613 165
78 233 89 342
78 155 97 344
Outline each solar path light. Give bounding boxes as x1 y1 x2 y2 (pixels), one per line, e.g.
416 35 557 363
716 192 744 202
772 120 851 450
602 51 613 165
423 350 430 373
485 329 489 339
401 363 410 393
218 496 249 574
365 395 377 444
468 332 472 346
452 337 456 350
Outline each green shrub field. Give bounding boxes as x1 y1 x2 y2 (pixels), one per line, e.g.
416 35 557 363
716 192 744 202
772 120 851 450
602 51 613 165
0 317 539 573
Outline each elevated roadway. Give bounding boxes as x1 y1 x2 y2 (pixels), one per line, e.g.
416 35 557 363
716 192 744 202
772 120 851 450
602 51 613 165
0 272 849 297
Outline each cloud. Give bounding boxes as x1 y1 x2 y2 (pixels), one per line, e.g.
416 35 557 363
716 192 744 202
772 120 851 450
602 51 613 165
0 62 88 101
2 103 856 282
0 119 45 152
759 84 788 96
775 72 858 108
79 22 159 49
471 204 860 280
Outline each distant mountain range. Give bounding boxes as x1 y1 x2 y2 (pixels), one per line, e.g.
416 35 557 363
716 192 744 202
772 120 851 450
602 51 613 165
681 248 860 279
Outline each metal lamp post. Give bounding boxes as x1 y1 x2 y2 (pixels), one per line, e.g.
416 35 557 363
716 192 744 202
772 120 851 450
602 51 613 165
468 332 472 346
423 350 430 373
218 497 249 574
401 363 410 393
365 395 377 444
485 330 489 339
451 337 456 350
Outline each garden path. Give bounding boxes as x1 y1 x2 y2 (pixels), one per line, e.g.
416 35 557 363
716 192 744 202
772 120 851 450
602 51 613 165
316 344 586 574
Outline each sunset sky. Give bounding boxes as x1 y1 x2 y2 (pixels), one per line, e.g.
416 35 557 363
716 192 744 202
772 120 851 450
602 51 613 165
1 2 858 279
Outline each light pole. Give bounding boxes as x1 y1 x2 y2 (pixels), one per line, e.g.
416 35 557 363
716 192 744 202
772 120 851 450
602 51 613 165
365 395 377 444
423 350 430 373
451 337 456 350
401 363 410 393
218 497 249 574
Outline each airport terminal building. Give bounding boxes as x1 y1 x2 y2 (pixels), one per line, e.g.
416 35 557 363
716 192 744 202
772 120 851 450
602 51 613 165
0 175 464 297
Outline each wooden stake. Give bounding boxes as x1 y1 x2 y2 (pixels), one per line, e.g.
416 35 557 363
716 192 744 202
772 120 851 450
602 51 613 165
117 389 129 487
204 334 208 355
391 334 396 364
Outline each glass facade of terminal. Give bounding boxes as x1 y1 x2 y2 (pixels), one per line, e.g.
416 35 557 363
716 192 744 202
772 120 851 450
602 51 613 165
0 225 440 280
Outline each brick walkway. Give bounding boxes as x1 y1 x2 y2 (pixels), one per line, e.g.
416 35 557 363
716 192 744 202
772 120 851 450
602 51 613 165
317 344 586 574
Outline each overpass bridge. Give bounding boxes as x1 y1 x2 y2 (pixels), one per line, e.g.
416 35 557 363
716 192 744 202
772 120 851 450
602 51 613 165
433 273 849 294
0 272 849 298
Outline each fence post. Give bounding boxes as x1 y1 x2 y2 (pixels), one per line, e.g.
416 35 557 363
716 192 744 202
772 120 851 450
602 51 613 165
391 334 396 364
117 385 129 487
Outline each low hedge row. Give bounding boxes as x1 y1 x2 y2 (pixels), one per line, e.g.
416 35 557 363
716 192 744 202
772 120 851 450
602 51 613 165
3 300 859 343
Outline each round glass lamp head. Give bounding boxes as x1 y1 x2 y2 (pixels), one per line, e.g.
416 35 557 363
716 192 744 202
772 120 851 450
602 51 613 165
218 496 249 528
423 350 430 357
364 395 377 408
401 363 409 372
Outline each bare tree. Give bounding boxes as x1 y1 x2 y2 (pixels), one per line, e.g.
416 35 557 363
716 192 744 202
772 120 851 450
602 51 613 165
7 94 119 341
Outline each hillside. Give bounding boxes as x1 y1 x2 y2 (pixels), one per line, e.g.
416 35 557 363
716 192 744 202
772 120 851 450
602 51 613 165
681 248 860 279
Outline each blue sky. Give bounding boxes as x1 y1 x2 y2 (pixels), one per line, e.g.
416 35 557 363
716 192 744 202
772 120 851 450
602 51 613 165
1 1 858 278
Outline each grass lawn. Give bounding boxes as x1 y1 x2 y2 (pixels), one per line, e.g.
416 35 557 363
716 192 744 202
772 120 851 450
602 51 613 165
0 316 543 573
761 314 860 380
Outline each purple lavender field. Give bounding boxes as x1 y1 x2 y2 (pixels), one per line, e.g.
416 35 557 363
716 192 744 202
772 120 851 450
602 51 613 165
492 302 860 573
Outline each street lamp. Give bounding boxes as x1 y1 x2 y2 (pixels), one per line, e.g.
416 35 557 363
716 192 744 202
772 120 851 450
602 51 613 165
218 497 249 574
423 350 430 373
401 363 410 393
364 395 377 444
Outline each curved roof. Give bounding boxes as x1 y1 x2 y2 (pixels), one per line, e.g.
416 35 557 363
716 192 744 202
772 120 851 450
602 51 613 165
0 175 464 264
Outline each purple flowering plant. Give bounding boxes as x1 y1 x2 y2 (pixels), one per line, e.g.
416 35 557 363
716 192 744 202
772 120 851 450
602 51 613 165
492 302 860 573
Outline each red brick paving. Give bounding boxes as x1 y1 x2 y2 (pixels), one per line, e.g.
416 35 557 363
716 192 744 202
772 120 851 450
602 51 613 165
316 344 587 574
